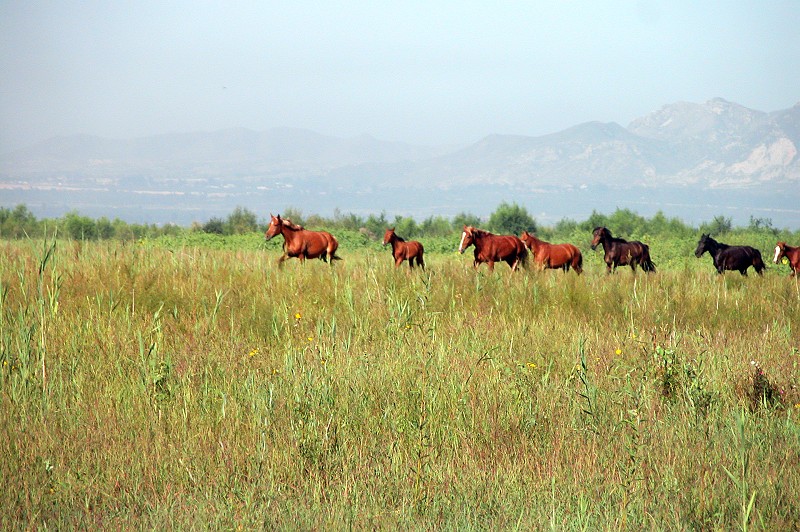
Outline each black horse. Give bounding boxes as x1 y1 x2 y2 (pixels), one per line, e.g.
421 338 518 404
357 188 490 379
694 234 765 276
590 227 656 274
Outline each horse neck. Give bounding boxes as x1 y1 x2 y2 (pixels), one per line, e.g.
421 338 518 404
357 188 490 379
471 231 491 248
389 234 404 251
706 239 725 254
527 236 545 250
277 223 301 243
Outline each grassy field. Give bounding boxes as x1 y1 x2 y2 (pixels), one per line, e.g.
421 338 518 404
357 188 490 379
1 234 799 529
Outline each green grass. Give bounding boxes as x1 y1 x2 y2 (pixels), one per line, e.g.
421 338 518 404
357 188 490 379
1 236 799 529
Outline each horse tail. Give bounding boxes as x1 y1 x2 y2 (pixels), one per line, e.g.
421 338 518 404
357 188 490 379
328 234 342 261
518 243 529 269
574 249 583 274
641 245 656 273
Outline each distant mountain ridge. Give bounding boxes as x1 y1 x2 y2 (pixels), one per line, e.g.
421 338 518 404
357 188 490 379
3 98 797 193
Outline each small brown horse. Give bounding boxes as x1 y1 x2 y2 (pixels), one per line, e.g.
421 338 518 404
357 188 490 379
264 214 341 267
773 241 800 276
458 225 528 273
383 228 425 270
591 227 656 274
519 231 583 274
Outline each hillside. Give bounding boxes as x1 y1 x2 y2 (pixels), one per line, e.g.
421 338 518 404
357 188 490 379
1 99 798 226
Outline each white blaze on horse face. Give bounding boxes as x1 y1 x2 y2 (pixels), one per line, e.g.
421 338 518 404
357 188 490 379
458 231 468 253
773 245 781 264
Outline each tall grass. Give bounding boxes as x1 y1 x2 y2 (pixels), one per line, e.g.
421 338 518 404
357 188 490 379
1 237 799 528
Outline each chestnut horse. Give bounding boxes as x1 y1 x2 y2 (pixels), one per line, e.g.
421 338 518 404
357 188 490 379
694 234 764 276
264 214 341 267
591 227 656 274
519 231 583 274
774 241 800 276
383 228 425 270
458 225 527 273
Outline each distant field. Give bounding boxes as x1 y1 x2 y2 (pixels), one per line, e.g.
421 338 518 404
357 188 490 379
1 236 799 528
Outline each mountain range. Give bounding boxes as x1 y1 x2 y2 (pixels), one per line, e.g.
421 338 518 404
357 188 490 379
1 98 799 226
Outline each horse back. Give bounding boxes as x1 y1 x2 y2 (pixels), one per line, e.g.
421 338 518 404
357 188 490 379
298 229 337 257
718 245 761 269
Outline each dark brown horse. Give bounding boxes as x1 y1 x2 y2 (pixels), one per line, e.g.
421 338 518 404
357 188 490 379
383 228 425 270
264 214 341 267
694 234 764 276
591 227 656 274
774 241 800 276
519 231 583 274
458 225 527 273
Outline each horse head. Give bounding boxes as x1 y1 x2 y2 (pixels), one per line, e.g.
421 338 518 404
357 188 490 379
590 227 609 250
774 242 787 264
265 213 283 241
382 228 395 247
458 226 476 254
695 233 713 258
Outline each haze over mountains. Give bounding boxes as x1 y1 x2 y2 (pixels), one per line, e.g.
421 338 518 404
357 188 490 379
2 98 799 228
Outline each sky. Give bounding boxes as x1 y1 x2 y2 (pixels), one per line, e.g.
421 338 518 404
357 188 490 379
1 1 799 151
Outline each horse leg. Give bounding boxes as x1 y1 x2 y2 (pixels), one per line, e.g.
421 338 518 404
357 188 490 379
418 255 425 271
487 261 495 272
277 253 289 268
395 255 404 268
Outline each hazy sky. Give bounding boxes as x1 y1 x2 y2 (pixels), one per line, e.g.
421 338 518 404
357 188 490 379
1 1 798 150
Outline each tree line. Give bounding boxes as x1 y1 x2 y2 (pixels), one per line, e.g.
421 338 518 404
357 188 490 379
0 203 795 243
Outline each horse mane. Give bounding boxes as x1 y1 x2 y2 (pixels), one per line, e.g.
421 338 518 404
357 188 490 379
280 218 304 231
466 226 493 238
701 234 728 250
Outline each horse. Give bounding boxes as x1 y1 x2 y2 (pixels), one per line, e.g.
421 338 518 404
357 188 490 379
264 213 341 267
694 233 765 276
382 228 425 270
458 225 528 273
519 231 583 274
774 241 800 276
590 227 656 274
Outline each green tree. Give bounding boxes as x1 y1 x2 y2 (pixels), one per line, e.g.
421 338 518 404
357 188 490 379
63 211 98 240
392 216 419 238
203 217 225 234
487 202 536 235
364 212 388 239
420 215 452 237
452 212 482 230
701 215 732 236
226 206 258 234
96 217 115 239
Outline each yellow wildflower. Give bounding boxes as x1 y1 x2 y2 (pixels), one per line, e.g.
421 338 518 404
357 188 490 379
294 313 302 320
615 348 622 356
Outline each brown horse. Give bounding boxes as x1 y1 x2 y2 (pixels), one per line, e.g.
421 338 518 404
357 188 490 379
458 225 528 273
773 241 800 276
264 214 341 267
519 231 583 274
591 227 656 274
383 228 425 270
